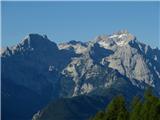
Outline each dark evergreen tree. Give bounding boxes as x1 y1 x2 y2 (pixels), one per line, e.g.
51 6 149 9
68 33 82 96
91 111 105 120
91 96 129 120
104 96 128 120
91 88 160 120
155 100 160 120
141 88 160 120
129 96 142 120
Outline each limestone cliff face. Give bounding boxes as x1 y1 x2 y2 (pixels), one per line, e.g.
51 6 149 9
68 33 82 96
1 31 160 120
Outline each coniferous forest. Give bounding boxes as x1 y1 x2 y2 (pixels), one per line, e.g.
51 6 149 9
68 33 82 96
91 89 160 120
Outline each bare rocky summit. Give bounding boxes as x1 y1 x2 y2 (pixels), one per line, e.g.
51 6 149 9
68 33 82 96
1 30 160 120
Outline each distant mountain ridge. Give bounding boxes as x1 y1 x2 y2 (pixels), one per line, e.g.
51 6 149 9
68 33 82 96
1 30 160 120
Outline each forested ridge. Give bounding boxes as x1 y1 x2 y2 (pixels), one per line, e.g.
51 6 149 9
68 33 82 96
90 89 160 120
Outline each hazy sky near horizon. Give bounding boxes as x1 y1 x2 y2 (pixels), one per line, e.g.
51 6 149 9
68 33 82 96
2 1 160 48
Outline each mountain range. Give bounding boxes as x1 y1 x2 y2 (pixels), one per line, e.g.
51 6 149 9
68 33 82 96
1 30 160 120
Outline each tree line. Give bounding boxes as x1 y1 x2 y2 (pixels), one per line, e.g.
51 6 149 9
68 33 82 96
91 89 160 120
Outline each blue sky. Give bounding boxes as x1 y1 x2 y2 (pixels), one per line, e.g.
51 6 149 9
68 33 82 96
2 1 160 48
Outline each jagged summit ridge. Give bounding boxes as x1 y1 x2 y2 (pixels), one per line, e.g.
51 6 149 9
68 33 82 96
21 33 57 49
58 40 88 54
1 33 59 57
2 30 160 120
2 30 160 93
96 30 136 49
22 33 49 43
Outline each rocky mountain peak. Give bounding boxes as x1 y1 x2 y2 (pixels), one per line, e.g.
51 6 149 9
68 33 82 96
96 30 136 49
2 31 160 120
21 33 53 48
58 40 88 54
1 34 59 57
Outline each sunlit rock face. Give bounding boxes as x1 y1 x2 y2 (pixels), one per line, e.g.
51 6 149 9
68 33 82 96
94 30 160 93
59 30 160 96
1 30 160 120
1 31 160 97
